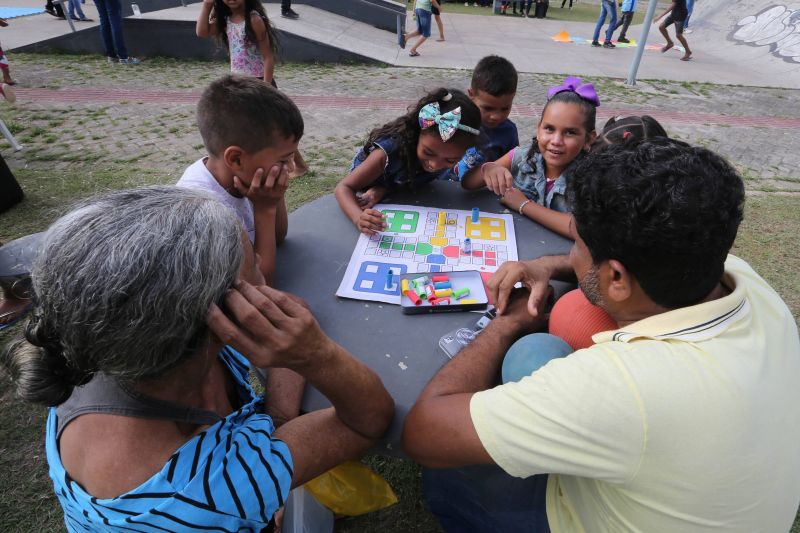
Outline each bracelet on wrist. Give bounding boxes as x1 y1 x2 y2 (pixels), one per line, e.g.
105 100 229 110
480 162 494 177
518 199 532 215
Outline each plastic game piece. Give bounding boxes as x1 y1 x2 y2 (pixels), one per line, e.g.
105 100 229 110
401 279 410 295
453 287 470 300
447 219 456 225
385 269 394 289
412 275 430 288
463 237 472 254
438 211 446 226
433 281 452 290
471 207 480 223
399 270 488 314
424 284 436 299
431 274 449 283
407 289 423 306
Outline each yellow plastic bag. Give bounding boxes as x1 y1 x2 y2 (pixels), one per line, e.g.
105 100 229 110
304 461 398 516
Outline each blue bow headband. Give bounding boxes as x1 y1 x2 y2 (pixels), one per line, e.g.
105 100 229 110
418 102 481 142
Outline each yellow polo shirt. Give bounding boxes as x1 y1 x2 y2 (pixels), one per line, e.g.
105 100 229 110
471 255 800 532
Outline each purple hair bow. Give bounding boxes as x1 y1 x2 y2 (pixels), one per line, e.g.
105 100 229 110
547 76 601 106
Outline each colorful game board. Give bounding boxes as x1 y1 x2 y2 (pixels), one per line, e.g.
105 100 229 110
336 204 518 304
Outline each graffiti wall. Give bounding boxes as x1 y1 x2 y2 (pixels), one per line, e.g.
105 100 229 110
730 5 800 64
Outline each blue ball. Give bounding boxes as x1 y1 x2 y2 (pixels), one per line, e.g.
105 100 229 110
501 333 574 383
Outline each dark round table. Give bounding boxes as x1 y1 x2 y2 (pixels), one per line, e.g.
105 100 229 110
275 181 573 456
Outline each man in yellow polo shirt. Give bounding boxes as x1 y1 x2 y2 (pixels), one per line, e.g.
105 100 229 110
402 138 800 532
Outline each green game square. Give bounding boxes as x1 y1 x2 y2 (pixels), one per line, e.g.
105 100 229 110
382 209 419 233
379 241 392 249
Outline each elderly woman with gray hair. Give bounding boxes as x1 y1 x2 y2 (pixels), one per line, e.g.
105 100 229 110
2 186 394 532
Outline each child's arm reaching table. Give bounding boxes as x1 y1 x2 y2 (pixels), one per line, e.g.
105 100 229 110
234 164 290 285
335 149 388 236
501 187 573 239
461 151 514 196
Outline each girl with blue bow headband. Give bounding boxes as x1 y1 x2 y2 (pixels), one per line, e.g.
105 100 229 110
461 76 600 239
336 88 482 235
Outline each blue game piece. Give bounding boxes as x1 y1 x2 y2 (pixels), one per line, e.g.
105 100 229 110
471 207 480 223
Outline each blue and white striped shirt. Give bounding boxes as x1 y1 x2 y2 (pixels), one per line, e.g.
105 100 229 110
46 347 293 532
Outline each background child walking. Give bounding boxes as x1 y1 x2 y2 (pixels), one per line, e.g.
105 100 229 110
336 88 481 235
463 76 599 238
613 0 637 43
196 0 278 85
0 18 16 102
403 0 441 56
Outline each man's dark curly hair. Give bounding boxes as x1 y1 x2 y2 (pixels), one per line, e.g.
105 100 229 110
567 138 745 309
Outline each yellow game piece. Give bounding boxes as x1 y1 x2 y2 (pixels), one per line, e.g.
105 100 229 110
459 299 478 304
401 279 410 295
438 212 446 226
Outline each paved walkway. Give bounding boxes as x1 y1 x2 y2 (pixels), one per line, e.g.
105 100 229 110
3 0 799 88
1 54 799 192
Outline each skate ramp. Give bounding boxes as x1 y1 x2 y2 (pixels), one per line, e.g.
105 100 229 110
680 0 800 85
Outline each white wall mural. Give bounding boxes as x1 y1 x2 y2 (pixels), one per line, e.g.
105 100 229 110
731 5 800 63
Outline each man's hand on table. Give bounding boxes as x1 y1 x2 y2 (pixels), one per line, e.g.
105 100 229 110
488 255 574 317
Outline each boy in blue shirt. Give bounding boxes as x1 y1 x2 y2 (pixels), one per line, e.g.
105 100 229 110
613 0 637 43
446 55 519 182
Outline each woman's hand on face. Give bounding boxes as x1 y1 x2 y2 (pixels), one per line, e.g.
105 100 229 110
207 281 331 370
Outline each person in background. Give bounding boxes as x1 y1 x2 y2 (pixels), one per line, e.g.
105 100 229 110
93 0 141 64
613 0 637 43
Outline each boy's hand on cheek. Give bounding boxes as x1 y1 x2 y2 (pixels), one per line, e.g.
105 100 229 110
234 164 289 209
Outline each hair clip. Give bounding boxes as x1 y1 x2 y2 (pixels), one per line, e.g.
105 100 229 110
623 131 632 140
547 76 600 106
419 102 480 142
442 92 453 102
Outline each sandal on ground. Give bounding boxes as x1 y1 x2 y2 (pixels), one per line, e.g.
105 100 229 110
680 53 692 61
409 50 420 56
436 38 445 41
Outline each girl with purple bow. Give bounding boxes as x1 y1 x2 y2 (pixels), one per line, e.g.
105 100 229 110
462 76 599 239
336 88 481 236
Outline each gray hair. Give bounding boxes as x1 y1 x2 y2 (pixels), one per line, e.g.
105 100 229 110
2 186 244 406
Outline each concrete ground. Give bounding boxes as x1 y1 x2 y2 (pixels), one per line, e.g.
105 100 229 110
2 0 799 88
0 54 798 191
